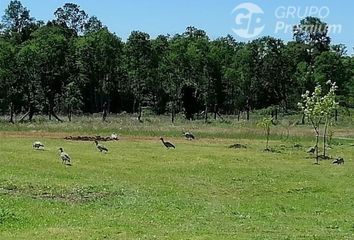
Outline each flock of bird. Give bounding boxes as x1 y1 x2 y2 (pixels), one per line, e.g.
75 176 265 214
33 131 345 166
32 131 196 166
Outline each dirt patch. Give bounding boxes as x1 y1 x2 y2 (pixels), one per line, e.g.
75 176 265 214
229 143 247 149
64 135 118 142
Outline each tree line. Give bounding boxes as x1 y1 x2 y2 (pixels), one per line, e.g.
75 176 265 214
0 1 353 122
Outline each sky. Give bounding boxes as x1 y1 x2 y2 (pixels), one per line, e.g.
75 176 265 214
0 0 353 54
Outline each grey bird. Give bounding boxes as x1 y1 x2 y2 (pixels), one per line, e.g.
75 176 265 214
332 157 344 165
307 146 316 154
160 138 175 149
33 141 44 150
183 131 195 140
95 140 108 153
59 148 71 165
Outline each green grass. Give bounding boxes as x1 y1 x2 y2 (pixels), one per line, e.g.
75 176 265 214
1 116 354 239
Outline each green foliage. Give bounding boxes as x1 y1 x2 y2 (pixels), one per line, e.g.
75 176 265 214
0 1 353 122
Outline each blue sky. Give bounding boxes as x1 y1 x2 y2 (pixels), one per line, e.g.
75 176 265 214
0 0 352 54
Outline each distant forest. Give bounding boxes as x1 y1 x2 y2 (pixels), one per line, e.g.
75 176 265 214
0 1 353 122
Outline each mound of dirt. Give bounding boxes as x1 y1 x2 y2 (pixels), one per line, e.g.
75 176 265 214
64 135 118 142
229 143 247 149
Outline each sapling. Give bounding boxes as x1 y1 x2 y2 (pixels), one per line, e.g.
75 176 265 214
258 117 273 151
298 81 338 164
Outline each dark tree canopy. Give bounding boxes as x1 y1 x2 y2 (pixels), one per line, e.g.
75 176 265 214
0 1 353 123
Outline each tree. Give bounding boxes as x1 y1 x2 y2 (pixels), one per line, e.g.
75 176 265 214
209 35 239 117
63 81 83 121
75 28 125 117
0 0 37 43
298 81 338 164
125 31 153 122
16 41 42 121
314 51 346 94
150 35 170 116
84 16 103 34
231 42 260 120
54 3 88 35
30 24 72 121
165 34 194 120
293 17 331 54
0 39 17 123
258 117 273 151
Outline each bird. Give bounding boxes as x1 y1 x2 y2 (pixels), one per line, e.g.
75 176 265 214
94 140 108 153
59 148 71 165
183 131 195 140
33 141 44 150
307 146 316 154
332 157 344 165
110 133 118 140
160 137 175 149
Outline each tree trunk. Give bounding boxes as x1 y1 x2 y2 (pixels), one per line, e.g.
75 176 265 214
68 105 72 122
323 120 329 158
301 113 305 125
246 108 250 121
51 110 63 122
138 101 142 123
132 97 137 114
217 112 224 121
48 103 52 121
214 104 217 120
315 130 320 164
28 106 34 122
204 104 208 123
102 101 108 122
171 100 175 123
9 102 14 124
19 110 30 123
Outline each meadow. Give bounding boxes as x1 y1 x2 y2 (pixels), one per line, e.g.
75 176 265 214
0 114 354 239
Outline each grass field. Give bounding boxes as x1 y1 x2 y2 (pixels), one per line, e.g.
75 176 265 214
1 116 354 239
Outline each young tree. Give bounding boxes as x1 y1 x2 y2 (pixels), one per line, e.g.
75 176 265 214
258 117 273 151
298 81 338 164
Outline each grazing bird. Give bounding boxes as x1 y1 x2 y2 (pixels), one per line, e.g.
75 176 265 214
33 141 44 150
183 131 195 140
59 148 71 165
307 146 316 154
333 157 344 165
160 138 175 149
94 140 108 153
110 133 118 140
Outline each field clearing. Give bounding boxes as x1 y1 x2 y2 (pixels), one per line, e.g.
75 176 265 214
1 123 354 239
1 114 354 140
